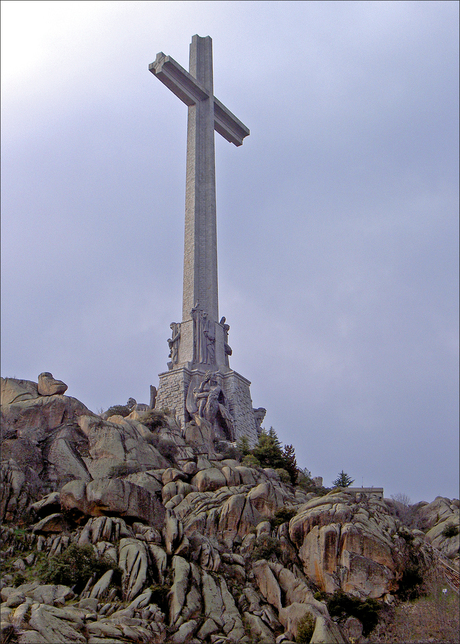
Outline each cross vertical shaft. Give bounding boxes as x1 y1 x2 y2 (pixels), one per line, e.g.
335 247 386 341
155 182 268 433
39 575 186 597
151 35 259 446
183 35 218 322
149 34 249 369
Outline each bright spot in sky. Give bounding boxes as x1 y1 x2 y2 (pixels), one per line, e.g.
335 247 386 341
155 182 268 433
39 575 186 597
1 1 106 85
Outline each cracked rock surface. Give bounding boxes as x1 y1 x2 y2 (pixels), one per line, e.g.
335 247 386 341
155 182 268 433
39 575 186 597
1 377 458 643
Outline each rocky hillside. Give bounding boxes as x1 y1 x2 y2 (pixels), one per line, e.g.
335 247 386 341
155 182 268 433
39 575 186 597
1 375 459 644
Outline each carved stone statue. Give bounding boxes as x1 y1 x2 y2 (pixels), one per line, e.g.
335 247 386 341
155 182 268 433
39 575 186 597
191 303 206 364
167 322 181 369
186 371 234 441
220 316 232 366
203 312 215 364
149 385 157 409
191 304 215 365
253 407 266 436
194 372 212 418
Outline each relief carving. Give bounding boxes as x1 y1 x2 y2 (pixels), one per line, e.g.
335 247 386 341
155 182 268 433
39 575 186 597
191 304 215 365
186 371 234 441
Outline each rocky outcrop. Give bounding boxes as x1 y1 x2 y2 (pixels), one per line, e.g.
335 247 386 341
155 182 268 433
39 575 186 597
37 373 68 397
83 414 170 479
1 377 90 436
60 478 166 528
1 377 95 519
413 496 460 562
1 376 457 644
289 491 412 598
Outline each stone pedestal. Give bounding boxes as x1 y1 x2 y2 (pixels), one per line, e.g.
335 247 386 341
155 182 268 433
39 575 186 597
219 370 258 446
155 365 259 446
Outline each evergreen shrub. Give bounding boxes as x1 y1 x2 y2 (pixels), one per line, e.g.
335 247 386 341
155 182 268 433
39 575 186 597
326 590 381 637
271 507 296 527
296 612 315 642
242 454 261 468
139 409 168 430
149 583 170 612
105 405 131 418
37 543 119 593
442 523 459 538
275 468 291 483
251 535 282 561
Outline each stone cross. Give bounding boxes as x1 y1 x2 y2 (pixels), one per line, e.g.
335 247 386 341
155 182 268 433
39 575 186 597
149 35 249 369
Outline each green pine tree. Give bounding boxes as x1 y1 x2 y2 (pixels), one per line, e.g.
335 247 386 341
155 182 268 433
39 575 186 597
282 444 298 485
236 434 251 456
253 427 285 470
332 470 355 487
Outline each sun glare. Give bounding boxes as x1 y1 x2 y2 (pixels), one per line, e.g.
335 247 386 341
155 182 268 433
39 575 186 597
1 1 107 84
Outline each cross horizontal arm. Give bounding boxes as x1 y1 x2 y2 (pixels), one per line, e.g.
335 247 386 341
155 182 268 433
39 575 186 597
214 97 250 146
150 50 249 146
149 53 209 106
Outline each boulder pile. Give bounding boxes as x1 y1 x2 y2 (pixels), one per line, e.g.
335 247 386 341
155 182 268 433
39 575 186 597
1 376 458 644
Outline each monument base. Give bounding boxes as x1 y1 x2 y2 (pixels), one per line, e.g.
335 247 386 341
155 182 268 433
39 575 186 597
155 365 259 447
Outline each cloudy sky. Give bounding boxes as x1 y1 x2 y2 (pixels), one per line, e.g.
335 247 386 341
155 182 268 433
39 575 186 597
2 1 458 503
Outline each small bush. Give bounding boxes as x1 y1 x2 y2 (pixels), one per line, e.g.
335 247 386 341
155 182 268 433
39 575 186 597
157 440 178 461
296 471 331 495
442 523 459 538
275 468 291 483
139 409 167 431
271 507 296 528
12 572 26 587
397 563 424 601
398 528 414 543
296 612 315 642
215 442 242 461
144 433 160 447
105 404 131 418
149 583 170 612
37 543 118 593
236 435 251 457
355 598 381 636
252 535 282 561
396 535 429 601
242 454 261 468
296 475 316 492
326 591 381 637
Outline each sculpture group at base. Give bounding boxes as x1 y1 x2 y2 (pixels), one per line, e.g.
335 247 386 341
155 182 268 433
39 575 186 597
185 371 234 442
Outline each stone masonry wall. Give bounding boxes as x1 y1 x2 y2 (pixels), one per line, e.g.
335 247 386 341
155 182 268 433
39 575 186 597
221 371 258 447
155 367 192 429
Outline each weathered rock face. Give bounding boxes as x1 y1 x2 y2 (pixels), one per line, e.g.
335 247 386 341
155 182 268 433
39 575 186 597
1 377 170 515
289 491 411 598
1 376 456 644
1 377 95 518
1 458 44 523
60 478 166 528
37 372 68 396
413 496 460 562
1 377 90 436
83 415 171 479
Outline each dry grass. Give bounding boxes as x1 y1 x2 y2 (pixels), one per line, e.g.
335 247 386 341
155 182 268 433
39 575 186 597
371 574 459 643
